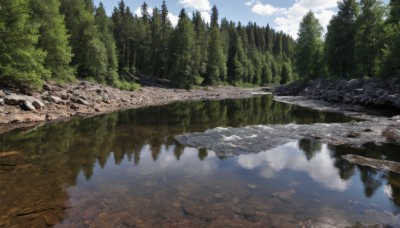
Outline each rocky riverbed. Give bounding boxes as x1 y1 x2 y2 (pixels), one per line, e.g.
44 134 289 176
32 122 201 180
0 81 258 134
273 78 400 111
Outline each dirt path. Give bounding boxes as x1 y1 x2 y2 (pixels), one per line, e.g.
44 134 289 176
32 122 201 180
0 81 262 135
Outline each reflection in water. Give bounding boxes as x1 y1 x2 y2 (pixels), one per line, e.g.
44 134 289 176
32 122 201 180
0 95 399 227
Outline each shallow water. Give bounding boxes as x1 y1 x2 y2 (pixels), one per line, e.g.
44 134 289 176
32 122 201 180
0 95 399 227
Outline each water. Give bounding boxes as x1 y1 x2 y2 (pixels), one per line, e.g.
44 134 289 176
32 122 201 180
0 95 399 227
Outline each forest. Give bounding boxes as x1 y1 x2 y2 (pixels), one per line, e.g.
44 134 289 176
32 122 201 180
0 0 399 90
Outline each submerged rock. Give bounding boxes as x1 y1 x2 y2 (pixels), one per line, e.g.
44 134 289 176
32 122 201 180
175 120 400 157
342 154 400 174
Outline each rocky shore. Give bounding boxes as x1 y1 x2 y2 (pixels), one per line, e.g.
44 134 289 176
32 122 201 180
273 78 400 111
0 81 258 134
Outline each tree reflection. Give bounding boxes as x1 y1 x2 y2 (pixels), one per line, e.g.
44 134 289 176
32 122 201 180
298 138 322 161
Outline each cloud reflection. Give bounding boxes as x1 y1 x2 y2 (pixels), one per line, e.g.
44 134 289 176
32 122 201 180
236 141 350 191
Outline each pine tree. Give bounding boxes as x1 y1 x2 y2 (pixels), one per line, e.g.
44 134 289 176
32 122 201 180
325 0 359 78
167 9 196 88
159 0 172 78
0 0 49 89
60 0 108 82
29 0 74 81
192 11 208 82
281 62 293 84
295 11 323 80
227 28 245 85
355 0 385 77
204 5 226 85
379 0 400 78
95 2 119 85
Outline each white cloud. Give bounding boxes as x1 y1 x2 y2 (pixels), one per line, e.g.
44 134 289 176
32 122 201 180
236 142 350 191
134 7 179 27
179 0 211 11
200 11 211 24
246 0 338 38
168 12 179 27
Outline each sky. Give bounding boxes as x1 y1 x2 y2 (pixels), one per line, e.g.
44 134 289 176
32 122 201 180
93 0 390 39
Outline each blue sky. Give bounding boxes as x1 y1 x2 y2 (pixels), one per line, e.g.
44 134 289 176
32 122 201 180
94 0 390 39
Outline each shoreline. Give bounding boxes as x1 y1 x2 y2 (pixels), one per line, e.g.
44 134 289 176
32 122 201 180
0 81 260 135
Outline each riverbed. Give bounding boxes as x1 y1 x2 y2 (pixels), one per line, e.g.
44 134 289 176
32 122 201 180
0 95 399 227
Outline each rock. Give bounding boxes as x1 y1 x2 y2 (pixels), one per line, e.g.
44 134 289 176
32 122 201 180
46 96 62 104
0 151 19 157
42 213 58 226
95 108 101 112
343 154 400 174
43 83 52 91
70 104 79 110
61 94 69 100
0 90 5 98
382 128 400 143
77 98 89 105
45 114 53 121
4 94 28 105
347 131 361 138
96 89 102 94
20 100 36 111
241 206 256 218
32 100 45 109
214 193 224 199
4 90 11 95
0 98 4 106
273 189 296 201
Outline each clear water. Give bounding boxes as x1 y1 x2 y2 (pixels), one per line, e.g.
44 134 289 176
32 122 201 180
0 95 399 227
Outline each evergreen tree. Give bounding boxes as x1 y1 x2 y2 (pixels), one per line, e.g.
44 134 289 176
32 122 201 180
192 11 208 81
380 0 400 78
0 0 49 89
150 8 162 77
227 29 245 85
204 5 227 85
95 2 119 85
159 0 172 78
355 0 385 77
167 9 196 88
325 0 359 78
295 11 323 80
281 62 293 84
60 0 108 82
30 0 74 81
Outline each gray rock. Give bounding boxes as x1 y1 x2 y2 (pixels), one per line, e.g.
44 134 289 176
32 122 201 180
77 98 89 105
46 96 62 104
20 100 35 111
43 84 52 91
61 94 69 100
0 90 5 98
4 94 30 105
70 104 79 110
32 100 45 109
0 98 4 106
345 79 364 92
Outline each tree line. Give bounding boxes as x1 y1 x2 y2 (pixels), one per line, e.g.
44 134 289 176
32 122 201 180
296 0 400 81
0 0 295 90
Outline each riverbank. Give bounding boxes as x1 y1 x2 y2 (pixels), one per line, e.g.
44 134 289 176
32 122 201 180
0 81 259 134
273 78 400 112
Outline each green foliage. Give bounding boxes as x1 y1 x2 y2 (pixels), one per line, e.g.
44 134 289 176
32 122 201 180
30 0 74 82
60 0 108 81
281 62 293 84
325 0 359 78
0 0 49 89
167 9 196 88
354 0 385 77
95 3 119 85
114 79 139 91
295 11 324 81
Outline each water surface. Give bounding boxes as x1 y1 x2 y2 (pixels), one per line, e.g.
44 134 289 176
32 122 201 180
0 95 399 227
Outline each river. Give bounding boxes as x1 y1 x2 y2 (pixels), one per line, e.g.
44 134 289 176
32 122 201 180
0 95 399 227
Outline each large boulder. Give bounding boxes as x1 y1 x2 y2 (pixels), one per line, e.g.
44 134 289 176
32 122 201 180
20 100 36 111
4 94 30 105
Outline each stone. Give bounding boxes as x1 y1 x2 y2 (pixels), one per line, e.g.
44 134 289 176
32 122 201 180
32 100 45 109
214 193 224 199
95 108 101 112
0 151 19 157
241 206 256 218
4 94 28 105
273 189 296 201
0 99 4 106
70 104 79 110
77 98 89 105
0 90 5 98
46 96 62 104
61 94 69 100
20 100 36 111
42 213 58 226
43 84 52 91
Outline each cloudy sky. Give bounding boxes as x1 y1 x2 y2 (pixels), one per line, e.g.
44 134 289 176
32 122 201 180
94 0 390 39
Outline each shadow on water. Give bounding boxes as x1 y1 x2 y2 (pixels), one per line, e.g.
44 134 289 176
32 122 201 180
0 95 398 227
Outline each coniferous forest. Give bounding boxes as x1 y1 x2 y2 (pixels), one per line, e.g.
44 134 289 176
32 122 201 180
0 0 399 90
